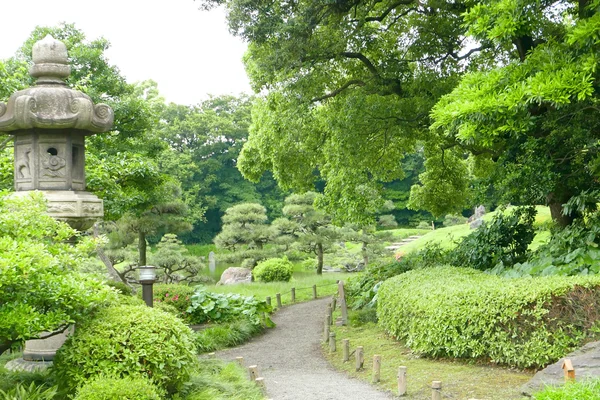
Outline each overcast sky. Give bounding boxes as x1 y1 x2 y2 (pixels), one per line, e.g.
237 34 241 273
0 0 252 105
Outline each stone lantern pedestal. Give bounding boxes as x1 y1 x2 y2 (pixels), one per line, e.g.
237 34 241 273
1 35 113 371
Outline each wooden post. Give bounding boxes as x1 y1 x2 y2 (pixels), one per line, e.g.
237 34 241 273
235 356 244 367
329 332 336 352
313 284 317 299
291 287 296 302
338 280 348 325
328 304 333 325
562 359 575 382
332 297 337 311
208 352 216 359
342 339 350 362
266 296 271 306
372 355 381 383
323 319 330 342
397 366 407 396
276 293 282 308
432 381 442 400
355 346 364 371
248 365 259 382
255 377 266 393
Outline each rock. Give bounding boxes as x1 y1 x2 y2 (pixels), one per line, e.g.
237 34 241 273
469 218 483 229
521 341 600 396
474 205 486 219
218 267 252 285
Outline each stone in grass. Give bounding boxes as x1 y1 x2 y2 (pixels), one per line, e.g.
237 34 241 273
521 341 600 396
218 267 252 285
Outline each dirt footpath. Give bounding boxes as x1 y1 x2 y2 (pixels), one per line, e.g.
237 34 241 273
217 297 394 400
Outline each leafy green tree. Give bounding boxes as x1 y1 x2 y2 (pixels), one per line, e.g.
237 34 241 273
428 0 600 226
0 192 116 355
199 0 496 223
214 203 273 267
150 234 205 284
281 192 340 274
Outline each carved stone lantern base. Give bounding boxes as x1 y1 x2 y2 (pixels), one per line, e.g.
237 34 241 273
11 190 103 231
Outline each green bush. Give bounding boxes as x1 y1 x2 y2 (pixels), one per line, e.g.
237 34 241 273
443 214 467 227
450 206 536 271
533 379 600 399
152 284 195 321
105 280 133 296
253 257 293 282
74 376 162 400
194 320 263 353
377 267 600 368
53 305 197 394
300 258 317 270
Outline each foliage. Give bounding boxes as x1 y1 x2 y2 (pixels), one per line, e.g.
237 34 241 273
53 305 197 394
176 359 264 400
497 211 600 277
150 234 205 284
377 214 398 229
214 203 272 267
73 376 162 400
194 320 264 353
0 192 117 355
187 287 273 327
377 267 600 368
253 257 293 282
152 284 195 322
415 221 432 230
443 214 467 227
0 383 57 400
533 379 600 400
449 206 536 271
105 280 133 296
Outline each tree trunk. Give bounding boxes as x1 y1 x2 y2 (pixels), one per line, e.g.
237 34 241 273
549 202 576 227
93 223 127 284
0 341 11 357
317 243 324 275
139 231 147 266
361 241 368 267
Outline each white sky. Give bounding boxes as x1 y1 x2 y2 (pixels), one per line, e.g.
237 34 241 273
0 0 252 105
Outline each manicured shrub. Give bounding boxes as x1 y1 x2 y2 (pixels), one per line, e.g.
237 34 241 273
533 379 600 399
443 213 467 227
253 257 293 282
53 305 197 394
74 376 162 400
152 284 195 321
194 320 263 353
377 267 600 368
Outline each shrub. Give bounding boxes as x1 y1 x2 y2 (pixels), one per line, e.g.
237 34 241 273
74 376 162 400
533 379 600 399
194 320 263 353
300 258 317 270
152 284 195 321
377 267 600 368
53 305 197 394
105 280 133 296
253 257 293 282
443 213 467 227
449 206 536 271
416 221 432 230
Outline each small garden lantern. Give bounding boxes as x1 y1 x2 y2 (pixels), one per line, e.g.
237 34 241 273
139 265 157 307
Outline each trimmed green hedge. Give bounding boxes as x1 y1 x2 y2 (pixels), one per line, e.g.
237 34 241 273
74 376 162 400
253 257 293 282
377 267 600 368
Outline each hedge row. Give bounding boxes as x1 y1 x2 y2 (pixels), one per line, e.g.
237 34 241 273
377 267 600 368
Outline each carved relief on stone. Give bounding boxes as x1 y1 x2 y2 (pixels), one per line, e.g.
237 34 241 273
0 103 6 118
82 203 102 214
41 152 66 177
16 148 32 179
47 203 77 213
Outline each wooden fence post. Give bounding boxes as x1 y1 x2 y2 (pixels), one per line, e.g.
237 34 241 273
398 366 407 396
248 365 259 382
323 319 330 342
328 304 333 325
276 293 282 308
332 297 337 311
255 377 267 393
235 356 244 367
329 332 336 352
355 346 364 371
265 296 271 306
432 381 442 400
338 281 348 325
342 339 350 362
372 355 381 383
313 285 317 299
291 287 296 302
562 359 575 382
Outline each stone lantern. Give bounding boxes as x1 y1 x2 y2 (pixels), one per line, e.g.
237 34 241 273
1 36 113 370
0 35 113 230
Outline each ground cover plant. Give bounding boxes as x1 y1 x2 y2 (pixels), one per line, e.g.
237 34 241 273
377 267 600 368
73 376 162 400
532 379 600 399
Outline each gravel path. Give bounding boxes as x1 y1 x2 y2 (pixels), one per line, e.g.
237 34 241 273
217 297 394 400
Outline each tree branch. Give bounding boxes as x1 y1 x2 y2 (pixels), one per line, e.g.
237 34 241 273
311 79 366 102
364 0 414 22
341 52 381 77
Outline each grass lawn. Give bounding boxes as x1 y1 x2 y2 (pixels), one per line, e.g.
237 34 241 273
323 314 534 399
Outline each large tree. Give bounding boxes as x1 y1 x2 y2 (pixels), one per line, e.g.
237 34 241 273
197 0 496 224
428 0 600 226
